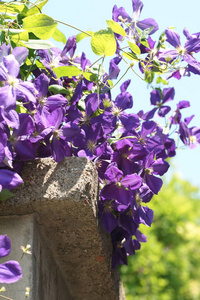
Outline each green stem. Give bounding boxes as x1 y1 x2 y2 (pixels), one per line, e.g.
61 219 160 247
111 66 131 90
55 20 92 37
89 56 104 68
0 295 13 300
24 51 36 81
120 54 145 81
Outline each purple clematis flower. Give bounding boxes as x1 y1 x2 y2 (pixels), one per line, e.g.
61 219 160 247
159 28 200 74
147 87 175 118
113 0 159 37
140 152 170 194
0 235 22 283
0 53 36 128
101 165 142 205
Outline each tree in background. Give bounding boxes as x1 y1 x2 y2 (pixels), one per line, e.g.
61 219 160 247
120 175 200 300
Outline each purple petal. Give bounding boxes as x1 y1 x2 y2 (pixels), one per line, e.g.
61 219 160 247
120 79 131 93
121 174 142 190
163 87 175 103
13 113 35 137
0 235 11 258
0 64 8 81
0 261 22 283
165 29 181 48
109 58 120 80
185 38 200 53
0 44 11 63
137 18 159 35
0 169 23 190
12 47 28 65
61 35 76 57
1 108 19 129
0 85 16 110
51 137 66 162
158 106 171 117
183 54 200 72
61 123 81 139
132 0 144 21
105 166 123 183
145 174 163 194
16 82 36 105
102 212 118 233
112 5 130 22
120 112 140 130
152 158 169 176
46 94 68 112
177 100 190 109
14 141 36 161
34 73 49 99
135 229 147 242
114 92 133 110
3 55 19 78
150 89 161 105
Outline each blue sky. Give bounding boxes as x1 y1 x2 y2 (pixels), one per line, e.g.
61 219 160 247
43 0 200 189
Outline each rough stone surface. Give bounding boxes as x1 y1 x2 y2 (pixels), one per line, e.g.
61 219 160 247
0 215 71 300
0 157 126 300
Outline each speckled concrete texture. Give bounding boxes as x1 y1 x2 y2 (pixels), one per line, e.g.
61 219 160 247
0 157 126 300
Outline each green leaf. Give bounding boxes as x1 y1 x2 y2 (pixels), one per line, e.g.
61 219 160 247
122 52 138 61
76 31 93 43
145 70 154 84
156 76 168 85
48 84 69 95
0 189 15 202
106 20 126 37
0 2 26 14
91 27 116 56
128 41 141 55
35 59 47 69
107 80 113 87
4 29 25 36
53 65 82 79
11 30 29 43
22 13 57 40
26 0 48 16
20 39 54 49
52 28 67 44
82 72 97 82
140 39 149 48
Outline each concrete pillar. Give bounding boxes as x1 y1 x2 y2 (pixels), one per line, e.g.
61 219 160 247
0 157 126 300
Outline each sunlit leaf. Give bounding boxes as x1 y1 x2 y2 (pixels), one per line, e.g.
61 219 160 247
11 30 29 43
48 84 69 95
82 72 97 82
53 65 82 79
91 27 116 56
128 41 141 55
52 28 67 44
76 31 93 43
106 20 126 37
0 2 26 14
156 76 168 85
23 13 57 40
107 80 113 87
122 52 138 61
26 0 48 16
21 39 54 49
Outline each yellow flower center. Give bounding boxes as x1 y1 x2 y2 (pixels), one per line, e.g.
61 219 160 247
7 75 19 87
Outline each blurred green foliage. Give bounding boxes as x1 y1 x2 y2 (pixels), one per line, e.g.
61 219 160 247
120 175 200 300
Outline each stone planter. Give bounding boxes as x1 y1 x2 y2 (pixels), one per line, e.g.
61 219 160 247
0 157 126 300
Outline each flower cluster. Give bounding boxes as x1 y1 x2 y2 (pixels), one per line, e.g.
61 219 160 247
0 0 200 271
